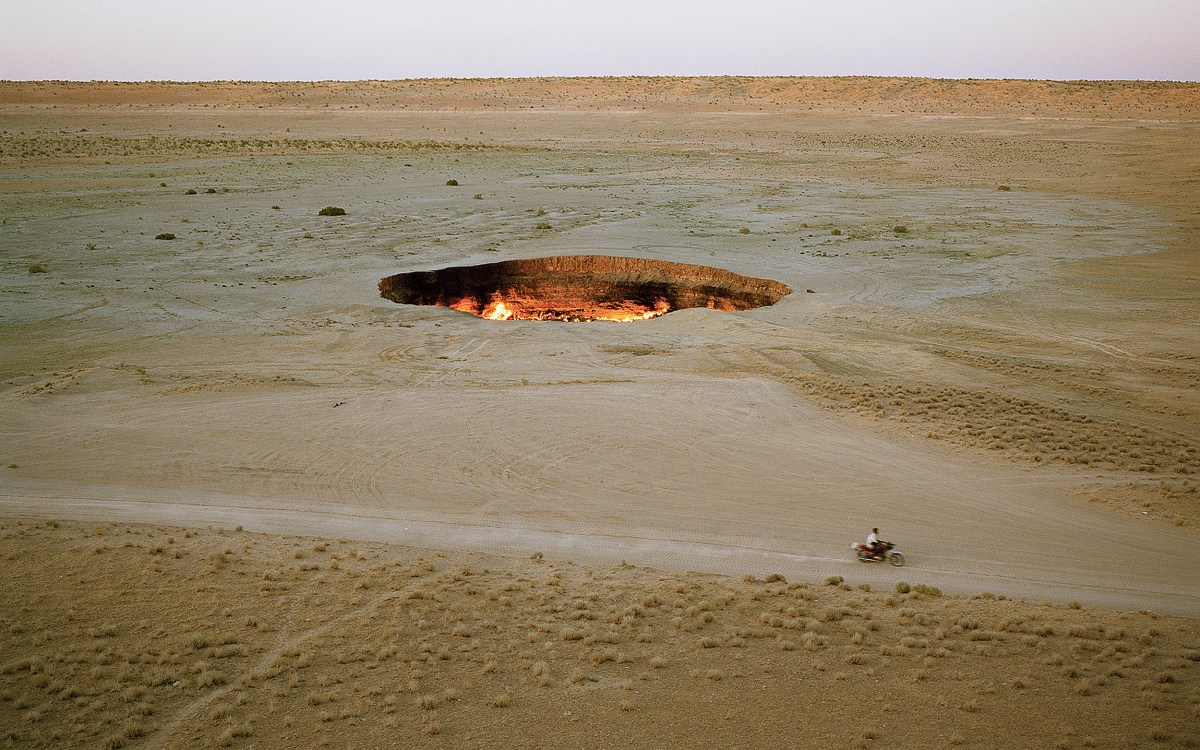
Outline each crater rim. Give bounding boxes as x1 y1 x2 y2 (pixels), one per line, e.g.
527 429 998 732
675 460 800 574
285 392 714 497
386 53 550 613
378 254 792 323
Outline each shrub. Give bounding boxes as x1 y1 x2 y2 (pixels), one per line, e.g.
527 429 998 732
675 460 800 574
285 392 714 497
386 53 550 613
894 581 911 594
997 185 1011 191
893 225 909 234
824 576 843 586
738 227 750 234
911 584 942 597
473 193 482 200
27 264 46 274
185 189 197 195
445 179 459 186
205 188 217 194
318 206 346 216
830 228 842 236
154 233 176 241
534 222 552 230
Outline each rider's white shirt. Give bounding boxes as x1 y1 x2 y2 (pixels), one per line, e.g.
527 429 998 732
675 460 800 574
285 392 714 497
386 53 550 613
867 532 879 545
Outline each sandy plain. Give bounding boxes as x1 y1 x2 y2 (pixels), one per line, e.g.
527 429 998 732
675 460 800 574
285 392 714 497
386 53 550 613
0 78 1198 748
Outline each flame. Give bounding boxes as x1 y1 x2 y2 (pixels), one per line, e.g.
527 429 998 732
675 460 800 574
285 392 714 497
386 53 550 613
594 299 671 322
483 301 514 320
460 296 670 322
593 307 667 323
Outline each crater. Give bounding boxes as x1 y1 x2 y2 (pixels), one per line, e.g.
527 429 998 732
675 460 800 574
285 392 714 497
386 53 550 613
378 255 792 322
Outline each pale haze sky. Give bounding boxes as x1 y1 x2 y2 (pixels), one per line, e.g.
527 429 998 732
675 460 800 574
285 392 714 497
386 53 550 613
2 0 1197 81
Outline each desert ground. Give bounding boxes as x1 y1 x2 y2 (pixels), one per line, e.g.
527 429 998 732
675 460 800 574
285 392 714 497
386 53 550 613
1 78 1198 748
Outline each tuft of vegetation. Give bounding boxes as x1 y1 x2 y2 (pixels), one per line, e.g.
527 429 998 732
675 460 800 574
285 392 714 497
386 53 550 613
318 206 346 216
911 584 943 597
893 225 909 234
997 185 1012 191
738 227 750 234
154 233 176 241
27 264 47 274
894 581 911 594
830 228 842 236
184 188 197 195
445 179 459 186
534 222 552 230
824 576 843 586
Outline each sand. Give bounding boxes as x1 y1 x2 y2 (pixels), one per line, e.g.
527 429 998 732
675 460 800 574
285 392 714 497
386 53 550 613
0 78 1198 748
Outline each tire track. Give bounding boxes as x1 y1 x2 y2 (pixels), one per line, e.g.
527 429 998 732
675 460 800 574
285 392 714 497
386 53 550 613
141 578 424 750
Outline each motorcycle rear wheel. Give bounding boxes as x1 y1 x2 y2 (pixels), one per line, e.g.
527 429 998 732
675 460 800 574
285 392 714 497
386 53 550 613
889 552 905 567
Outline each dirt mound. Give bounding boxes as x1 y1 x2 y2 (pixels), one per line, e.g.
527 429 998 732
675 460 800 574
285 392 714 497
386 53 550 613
378 255 792 322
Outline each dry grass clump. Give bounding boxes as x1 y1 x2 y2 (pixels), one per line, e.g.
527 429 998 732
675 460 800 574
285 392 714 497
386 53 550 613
787 375 1200 475
0 134 514 165
0 520 1194 749
1083 480 1200 530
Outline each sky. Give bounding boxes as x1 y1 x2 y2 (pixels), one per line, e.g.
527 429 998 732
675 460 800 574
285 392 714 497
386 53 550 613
2 0 1198 82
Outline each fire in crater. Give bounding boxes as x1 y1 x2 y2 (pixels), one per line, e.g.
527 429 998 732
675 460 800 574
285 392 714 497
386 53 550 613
379 255 791 322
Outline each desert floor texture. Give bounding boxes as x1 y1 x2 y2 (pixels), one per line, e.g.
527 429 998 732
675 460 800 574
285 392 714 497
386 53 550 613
0 78 1198 748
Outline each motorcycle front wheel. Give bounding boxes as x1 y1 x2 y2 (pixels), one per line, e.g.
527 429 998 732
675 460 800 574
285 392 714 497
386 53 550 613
889 552 905 567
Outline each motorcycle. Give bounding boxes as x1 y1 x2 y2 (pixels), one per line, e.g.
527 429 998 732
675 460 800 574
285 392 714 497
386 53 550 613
852 540 905 567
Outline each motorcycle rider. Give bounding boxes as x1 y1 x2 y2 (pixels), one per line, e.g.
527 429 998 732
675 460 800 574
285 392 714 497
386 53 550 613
867 528 884 559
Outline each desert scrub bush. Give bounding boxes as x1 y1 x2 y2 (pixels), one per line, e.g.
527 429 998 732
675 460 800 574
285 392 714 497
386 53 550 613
154 233 175 240
830 228 842 235
317 206 346 216
738 227 750 234
27 264 47 274
911 584 942 597
445 179 459 186
824 576 843 586
893 225 909 234
534 222 552 230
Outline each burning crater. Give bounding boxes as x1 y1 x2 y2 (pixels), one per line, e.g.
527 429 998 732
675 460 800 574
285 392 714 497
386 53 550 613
378 255 792 322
